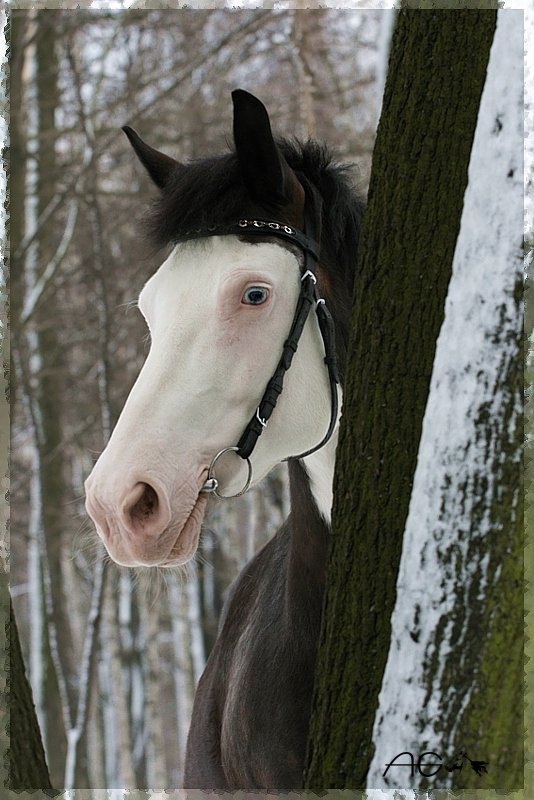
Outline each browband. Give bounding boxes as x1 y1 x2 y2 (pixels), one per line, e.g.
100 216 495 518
175 218 320 262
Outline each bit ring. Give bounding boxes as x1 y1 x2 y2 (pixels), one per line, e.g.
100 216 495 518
201 446 253 499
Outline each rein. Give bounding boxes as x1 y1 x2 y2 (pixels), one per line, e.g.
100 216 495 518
189 195 340 498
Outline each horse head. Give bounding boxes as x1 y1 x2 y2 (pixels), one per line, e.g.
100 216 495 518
85 90 354 568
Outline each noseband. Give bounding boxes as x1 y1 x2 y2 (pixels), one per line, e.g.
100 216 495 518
185 193 340 498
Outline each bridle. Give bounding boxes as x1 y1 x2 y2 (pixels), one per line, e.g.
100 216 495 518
181 189 340 498
194 191 340 498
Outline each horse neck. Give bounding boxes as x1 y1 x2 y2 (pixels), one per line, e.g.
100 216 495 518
302 429 338 525
285 431 338 618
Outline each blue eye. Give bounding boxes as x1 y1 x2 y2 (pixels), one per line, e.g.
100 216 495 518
242 286 269 306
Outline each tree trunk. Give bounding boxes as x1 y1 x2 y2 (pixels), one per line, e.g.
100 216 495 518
12 10 70 785
34 13 78 720
137 590 167 789
366 11 523 791
8 10 27 350
305 9 497 790
8 600 55 793
100 578 137 787
168 574 194 784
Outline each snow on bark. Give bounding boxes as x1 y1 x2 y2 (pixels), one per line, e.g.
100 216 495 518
374 9 395 118
367 10 523 789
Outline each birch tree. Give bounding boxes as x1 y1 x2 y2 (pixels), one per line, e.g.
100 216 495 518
305 8 502 791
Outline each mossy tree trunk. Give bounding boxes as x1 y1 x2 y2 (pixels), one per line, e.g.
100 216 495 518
366 11 524 792
305 9 497 791
9 600 55 792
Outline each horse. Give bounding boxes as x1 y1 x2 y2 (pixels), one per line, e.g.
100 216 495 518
85 89 364 790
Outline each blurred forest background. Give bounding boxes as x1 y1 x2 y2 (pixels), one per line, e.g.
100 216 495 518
10 7 389 789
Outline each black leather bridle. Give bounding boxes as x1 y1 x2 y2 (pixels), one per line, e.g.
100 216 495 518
181 193 340 498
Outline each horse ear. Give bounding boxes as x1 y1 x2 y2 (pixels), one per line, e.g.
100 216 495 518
232 89 301 208
122 126 180 190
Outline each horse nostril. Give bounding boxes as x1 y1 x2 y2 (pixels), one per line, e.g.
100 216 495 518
129 482 159 522
119 481 172 538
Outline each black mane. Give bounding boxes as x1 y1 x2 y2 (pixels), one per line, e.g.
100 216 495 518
146 138 365 383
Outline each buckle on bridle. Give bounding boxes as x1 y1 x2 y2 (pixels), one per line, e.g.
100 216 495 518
301 269 317 284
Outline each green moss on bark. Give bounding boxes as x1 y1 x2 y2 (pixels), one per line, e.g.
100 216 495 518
305 9 497 790
449 307 523 790
411 276 524 792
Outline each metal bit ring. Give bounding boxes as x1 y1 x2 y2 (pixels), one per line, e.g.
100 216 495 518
201 446 253 499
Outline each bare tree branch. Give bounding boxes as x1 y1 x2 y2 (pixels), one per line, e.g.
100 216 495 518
20 196 80 326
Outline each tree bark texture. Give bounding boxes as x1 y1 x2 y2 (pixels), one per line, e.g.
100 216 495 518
8 599 55 793
366 11 523 792
305 9 497 790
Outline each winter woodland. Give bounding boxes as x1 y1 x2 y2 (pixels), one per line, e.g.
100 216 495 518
8 6 385 790
3 1 531 796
